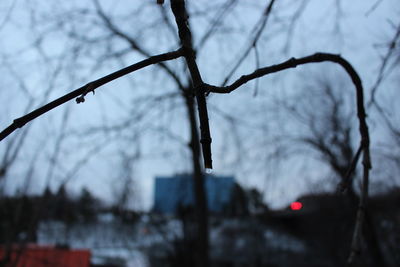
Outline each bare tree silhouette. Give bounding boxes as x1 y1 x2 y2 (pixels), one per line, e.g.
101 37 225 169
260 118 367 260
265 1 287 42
1 0 397 266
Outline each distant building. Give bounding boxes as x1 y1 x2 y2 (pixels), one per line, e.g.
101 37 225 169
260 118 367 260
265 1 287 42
153 174 237 214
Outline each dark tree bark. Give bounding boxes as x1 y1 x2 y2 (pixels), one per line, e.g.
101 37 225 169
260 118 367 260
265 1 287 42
0 2 378 266
170 1 212 265
184 92 209 267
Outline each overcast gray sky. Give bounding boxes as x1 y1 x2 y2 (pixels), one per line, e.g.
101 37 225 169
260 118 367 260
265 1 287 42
0 0 398 210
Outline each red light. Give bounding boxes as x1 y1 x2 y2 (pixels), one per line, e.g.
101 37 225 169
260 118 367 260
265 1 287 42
290 201 302 210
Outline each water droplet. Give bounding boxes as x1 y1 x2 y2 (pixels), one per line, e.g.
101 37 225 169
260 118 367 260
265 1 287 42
205 168 213 174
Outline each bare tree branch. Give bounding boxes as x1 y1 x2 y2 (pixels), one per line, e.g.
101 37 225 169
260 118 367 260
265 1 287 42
196 0 238 51
207 52 371 265
158 3 180 44
282 0 309 53
365 0 384 16
171 0 213 169
0 2 378 265
0 0 17 32
222 0 276 86
368 20 400 107
0 51 65 179
93 0 187 92
0 49 183 142
338 143 363 193
170 1 211 265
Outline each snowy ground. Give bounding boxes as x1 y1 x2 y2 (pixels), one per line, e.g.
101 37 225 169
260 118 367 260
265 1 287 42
37 215 307 267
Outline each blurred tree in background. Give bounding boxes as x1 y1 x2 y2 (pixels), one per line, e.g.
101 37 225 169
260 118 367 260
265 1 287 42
0 0 399 266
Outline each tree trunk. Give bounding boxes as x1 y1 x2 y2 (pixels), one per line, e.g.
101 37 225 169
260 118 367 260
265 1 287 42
184 93 209 267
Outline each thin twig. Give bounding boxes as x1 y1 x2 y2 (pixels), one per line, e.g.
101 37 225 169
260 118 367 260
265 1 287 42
222 0 276 86
368 20 400 107
283 0 309 54
347 146 371 266
93 0 187 92
197 0 238 50
0 49 183 142
253 45 260 96
338 143 363 193
365 0 384 16
0 0 17 32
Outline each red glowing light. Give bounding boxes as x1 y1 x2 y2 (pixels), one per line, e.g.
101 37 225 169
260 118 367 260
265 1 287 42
290 202 302 210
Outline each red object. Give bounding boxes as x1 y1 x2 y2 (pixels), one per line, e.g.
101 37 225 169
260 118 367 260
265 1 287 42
0 245 90 267
290 201 303 210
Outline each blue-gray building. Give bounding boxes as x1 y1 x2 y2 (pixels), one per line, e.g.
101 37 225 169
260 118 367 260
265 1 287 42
153 174 236 214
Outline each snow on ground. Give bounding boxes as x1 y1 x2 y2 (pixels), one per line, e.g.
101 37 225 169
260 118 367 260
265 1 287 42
38 216 307 266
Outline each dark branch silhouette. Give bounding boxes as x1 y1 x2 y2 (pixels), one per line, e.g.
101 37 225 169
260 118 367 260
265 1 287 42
0 49 183 142
368 20 400 107
222 0 276 86
207 52 371 265
171 0 213 170
0 2 375 265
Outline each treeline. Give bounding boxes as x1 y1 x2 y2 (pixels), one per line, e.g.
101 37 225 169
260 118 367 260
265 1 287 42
0 186 139 244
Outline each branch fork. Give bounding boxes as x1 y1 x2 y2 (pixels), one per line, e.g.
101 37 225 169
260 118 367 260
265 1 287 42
0 4 373 264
